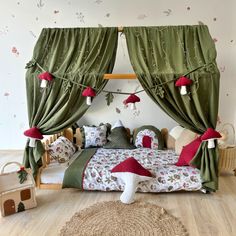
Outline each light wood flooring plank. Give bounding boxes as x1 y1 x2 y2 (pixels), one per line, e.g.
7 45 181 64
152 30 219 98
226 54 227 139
0 151 236 236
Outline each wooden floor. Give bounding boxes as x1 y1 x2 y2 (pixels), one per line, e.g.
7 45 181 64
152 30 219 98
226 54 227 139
0 151 236 236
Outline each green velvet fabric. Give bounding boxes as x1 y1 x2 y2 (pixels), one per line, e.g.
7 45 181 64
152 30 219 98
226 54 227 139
103 127 135 149
62 148 97 189
23 27 118 176
124 25 220 191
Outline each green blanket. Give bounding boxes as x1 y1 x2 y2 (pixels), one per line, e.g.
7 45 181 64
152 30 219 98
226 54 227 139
62 148 97 189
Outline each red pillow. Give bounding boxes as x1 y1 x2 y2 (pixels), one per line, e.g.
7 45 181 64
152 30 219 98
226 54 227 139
175 137 202 167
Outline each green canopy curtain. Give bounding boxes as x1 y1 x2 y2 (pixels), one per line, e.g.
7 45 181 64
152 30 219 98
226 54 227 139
24 27 118 176
124 25 220 191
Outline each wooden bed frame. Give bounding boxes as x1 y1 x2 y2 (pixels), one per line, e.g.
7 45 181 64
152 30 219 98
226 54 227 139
36 127 139 190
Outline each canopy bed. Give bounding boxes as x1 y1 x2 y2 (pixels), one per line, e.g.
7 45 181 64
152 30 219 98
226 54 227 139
23 25 220 193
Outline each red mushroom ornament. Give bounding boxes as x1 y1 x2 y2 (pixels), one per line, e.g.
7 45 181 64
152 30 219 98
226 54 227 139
38 72 53 88
201 128 222 149
123 94 140 110
175 76 192 95
111 157 152 204
82 87 96 105
24 127 43 147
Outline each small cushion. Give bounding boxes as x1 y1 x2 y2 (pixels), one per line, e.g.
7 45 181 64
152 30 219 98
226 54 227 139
79 123 111 148
48 136 76 163
83 125 108 148
103 126 135 149
175 137 202 166
133 125 164 150
175 129 198 155
169 126 185 139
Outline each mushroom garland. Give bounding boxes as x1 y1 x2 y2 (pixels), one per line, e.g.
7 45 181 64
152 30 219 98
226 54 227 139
111 157 152 204
123 94 140 110
38 72 53 88
175 76 192 95
82 87 96 105
24 127 43 147
201 128 222 149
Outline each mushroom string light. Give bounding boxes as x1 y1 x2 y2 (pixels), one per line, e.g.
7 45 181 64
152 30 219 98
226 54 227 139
123 94 140 110
201 128 222 149
82 87 96 105
175 76 192 95
38 72 53 88
24 127 43 147
111 157 153 204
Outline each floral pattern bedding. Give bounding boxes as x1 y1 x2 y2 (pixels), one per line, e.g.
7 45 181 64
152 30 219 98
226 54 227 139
83 148 202 192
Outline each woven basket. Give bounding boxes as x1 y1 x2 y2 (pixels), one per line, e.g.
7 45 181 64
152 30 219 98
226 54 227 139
219 147 236 175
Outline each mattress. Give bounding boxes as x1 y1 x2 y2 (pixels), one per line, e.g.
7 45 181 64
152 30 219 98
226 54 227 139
41 148 202 192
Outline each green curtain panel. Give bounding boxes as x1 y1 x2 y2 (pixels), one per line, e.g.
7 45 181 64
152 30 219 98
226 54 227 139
24 27 118 176
124 25 220 191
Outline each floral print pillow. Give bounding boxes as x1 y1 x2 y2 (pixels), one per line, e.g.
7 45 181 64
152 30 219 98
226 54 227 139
83 125 107 148
48 136 76 163
135 129 159 149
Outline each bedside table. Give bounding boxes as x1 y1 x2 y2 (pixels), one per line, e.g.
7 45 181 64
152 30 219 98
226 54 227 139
219 147 236 176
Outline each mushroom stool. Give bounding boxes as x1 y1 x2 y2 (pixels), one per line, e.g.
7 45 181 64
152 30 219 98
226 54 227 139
111 157 152 204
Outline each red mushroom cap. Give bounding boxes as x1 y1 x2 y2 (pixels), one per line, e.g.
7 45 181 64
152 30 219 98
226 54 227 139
24 127 43 140
201 128 222 141
111 157 152 177
82 87 96 97
123 94 140 105
175 76 192 87
38 72 53 81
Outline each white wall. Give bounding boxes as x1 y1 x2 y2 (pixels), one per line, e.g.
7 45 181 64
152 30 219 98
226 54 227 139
0 0 235 149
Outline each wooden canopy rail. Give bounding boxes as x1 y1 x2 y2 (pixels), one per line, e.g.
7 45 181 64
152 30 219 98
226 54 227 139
103 74 136 80
102 27 137 80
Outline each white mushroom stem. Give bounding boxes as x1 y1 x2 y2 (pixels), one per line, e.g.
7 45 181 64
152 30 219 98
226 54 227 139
86 97 92 105
29 138 36 147
40 80 48 88
207 139 215 149
120 172 138 204
130 103 136 110
180 86 187 95
112 172 152 204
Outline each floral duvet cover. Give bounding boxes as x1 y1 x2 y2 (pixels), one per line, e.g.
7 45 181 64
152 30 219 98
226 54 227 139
83 148 202 192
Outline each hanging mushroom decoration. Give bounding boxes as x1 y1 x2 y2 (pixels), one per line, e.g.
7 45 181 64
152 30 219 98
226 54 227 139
175 76 192 95
201 128 222 149
123 94 140 110
24 127 43 147
38 72 53 88
111 157 153 204
82 87 96 105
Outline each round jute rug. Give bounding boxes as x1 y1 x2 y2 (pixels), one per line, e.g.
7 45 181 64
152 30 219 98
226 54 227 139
60 201 188 236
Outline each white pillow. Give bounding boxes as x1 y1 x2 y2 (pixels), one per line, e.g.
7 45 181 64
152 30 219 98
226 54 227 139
169 126 185 140
83 125 107 148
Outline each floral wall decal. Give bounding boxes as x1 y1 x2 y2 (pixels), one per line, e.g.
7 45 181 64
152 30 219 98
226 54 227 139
37 0 44 9
29 31 36 38
95 0 102 4
76 12 85 23
115 108 121 114
3 92 10 97
137 14 147 20
163 9 172 16
12 47 19 56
